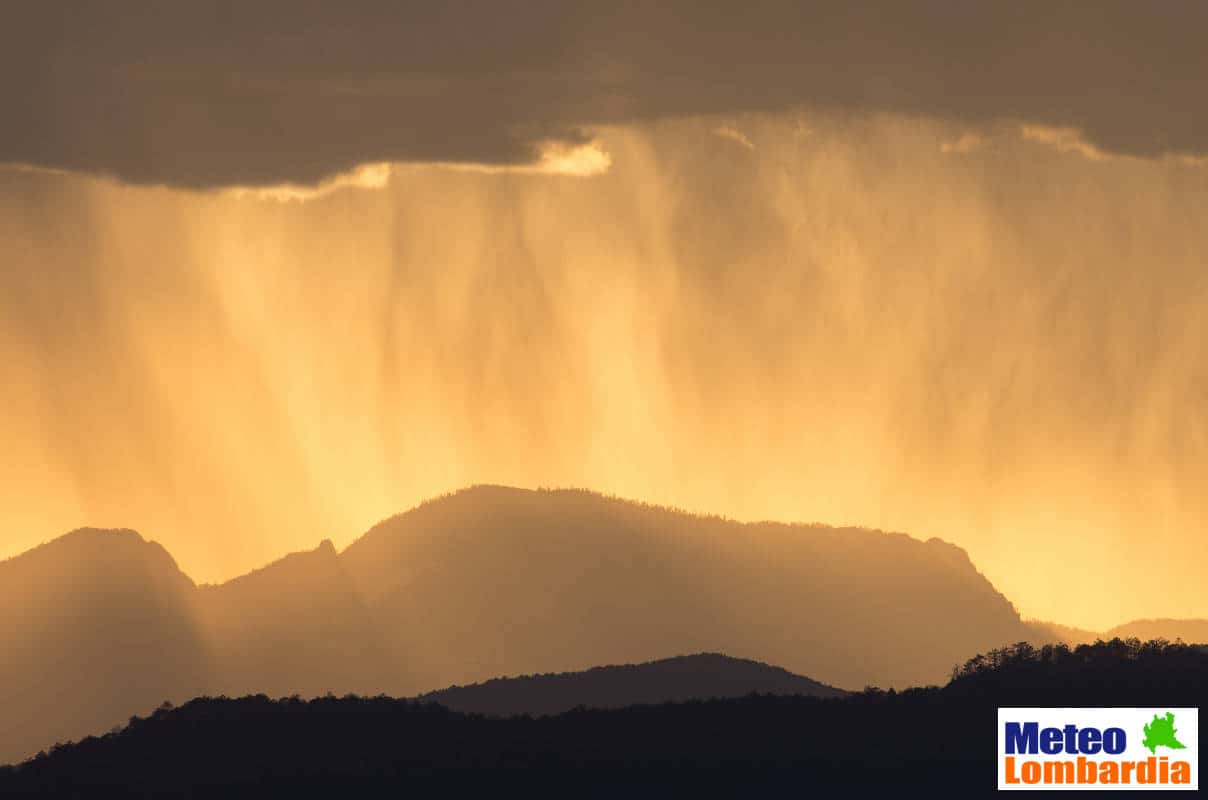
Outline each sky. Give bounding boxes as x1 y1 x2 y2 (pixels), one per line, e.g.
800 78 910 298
2 2 1206 630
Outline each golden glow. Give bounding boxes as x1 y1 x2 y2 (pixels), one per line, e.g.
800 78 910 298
1019 125 1112 161
940 132 986 154
228 162 394 202
713 126 756 150
440 140 614 178
1 112 1205 631
533 141 614 176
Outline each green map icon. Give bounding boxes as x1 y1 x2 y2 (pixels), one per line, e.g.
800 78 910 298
1142 712 1188 754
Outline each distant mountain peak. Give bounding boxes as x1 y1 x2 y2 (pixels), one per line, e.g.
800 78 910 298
61 525 145 541
2 526 193 587
205 537 347 594
14 526 147 557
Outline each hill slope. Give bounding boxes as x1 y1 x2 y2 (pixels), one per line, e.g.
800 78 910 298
1025 617 1208 647
342 486 1033 692
418 652 846 716
197 539 402 698
1104 618 1208 644
0 485 1054 762
0 529 208 765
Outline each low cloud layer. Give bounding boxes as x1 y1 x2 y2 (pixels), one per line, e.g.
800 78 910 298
5 1 1208 188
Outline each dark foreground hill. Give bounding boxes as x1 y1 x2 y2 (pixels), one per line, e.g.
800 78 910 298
418 653 846 716
3 640 1202 799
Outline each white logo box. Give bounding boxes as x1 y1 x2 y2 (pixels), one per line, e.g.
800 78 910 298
997 707 1198 791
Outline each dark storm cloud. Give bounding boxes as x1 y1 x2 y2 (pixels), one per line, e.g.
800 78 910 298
4 1 1207 188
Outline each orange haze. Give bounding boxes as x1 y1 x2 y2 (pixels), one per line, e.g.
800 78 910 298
1 113 1205 631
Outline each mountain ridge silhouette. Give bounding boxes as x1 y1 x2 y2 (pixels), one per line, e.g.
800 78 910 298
0 527 208 768
337 486 1029 691
2 486 1203 765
